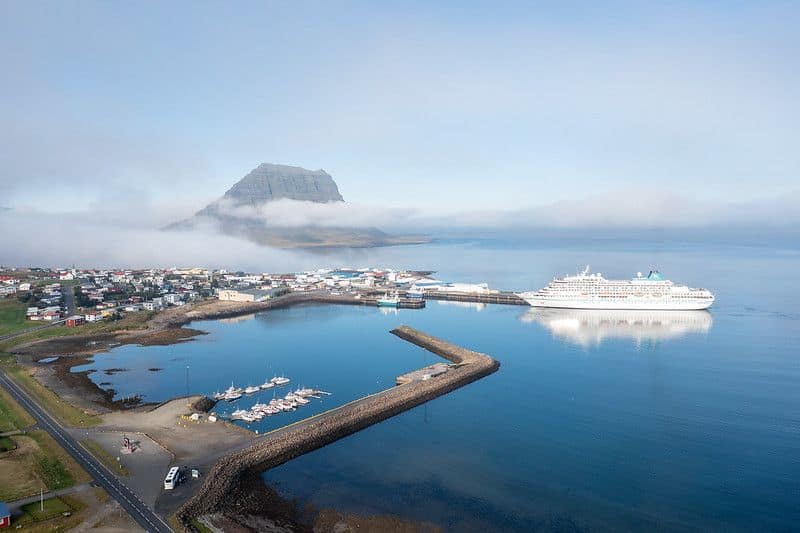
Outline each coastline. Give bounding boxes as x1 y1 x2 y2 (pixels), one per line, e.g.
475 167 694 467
4 294 499 532
176 325 500 530
5 292 353 414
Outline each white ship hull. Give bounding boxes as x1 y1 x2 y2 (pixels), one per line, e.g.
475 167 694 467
517 295 713 311
518 266 715 311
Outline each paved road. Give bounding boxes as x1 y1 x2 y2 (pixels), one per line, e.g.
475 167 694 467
0 371 172 533
0 320 66 342
7 483 93 511
62 283 76 316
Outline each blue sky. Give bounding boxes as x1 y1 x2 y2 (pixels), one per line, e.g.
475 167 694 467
1 1 798 216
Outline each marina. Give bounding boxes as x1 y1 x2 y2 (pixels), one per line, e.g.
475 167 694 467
177 325 500 528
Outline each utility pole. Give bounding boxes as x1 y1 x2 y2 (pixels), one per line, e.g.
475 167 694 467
185 365 190 399
40 487 43 512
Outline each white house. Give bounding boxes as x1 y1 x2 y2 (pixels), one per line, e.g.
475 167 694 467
217 288 282 302
162 293 182 305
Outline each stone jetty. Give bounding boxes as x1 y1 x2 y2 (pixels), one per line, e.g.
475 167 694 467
176 325 499 529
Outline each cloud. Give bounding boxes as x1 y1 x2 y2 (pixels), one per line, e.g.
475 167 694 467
1 187 796 271
414 190 800 230
0 208 305 271
212 198 421 229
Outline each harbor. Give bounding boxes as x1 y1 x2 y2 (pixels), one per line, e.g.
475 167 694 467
423 289 527 305
176 325 500 528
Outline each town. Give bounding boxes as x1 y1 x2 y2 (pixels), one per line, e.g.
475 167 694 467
0 263 510 531
0 265 520 334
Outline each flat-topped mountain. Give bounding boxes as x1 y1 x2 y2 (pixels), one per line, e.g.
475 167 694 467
168 163 428 249
204 163 343 211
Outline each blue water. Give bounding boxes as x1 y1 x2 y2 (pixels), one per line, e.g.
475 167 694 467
74 240 800 532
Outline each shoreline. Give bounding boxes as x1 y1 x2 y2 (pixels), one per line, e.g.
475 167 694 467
176 325 500 530
6 292 357 414
5 294 499 532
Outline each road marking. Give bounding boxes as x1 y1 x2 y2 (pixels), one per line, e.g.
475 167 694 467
0 372 171 532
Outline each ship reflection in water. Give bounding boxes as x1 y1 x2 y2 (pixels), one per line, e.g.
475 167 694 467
520 308 713 347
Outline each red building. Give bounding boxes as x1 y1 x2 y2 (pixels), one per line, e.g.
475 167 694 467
66 315 85 328
0 501 10 528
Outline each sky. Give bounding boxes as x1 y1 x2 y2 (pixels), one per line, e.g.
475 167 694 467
1 1 798 211
0 1 798 268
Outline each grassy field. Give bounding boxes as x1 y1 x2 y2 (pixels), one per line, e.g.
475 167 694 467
0 354 101 427
0 310 155 352
11 495 89 532
80 438 130 476
0 299 40 336
0 435 16 452
0 385 36 432
29 430 91 487
19 496 74 522
0 430 89 502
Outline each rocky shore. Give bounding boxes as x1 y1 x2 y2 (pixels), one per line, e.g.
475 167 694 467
7 292 367 413
176 326 500 531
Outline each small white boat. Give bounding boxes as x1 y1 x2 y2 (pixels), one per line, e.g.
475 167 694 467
271 376 291 386
244 385 260 394
230 409 248 420
260 379 275 389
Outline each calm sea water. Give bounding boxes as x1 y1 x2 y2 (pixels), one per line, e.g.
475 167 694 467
75 240 800 532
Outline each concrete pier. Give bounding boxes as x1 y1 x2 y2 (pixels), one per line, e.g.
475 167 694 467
176 326 499 529
424 290 527 305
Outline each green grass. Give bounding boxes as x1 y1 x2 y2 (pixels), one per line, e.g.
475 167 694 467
29 430 90 487
36 454 74 490
0 299 40 336
0 310 156 352
0 355 101 427
80 439 129 476
17 497 74 525
0 385 35 432
191 517 216 533
0 435 16 452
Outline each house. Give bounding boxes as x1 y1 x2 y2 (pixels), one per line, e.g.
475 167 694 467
66 315 85 327
85 313 103 322
42 311 62 322
162 293 182 305
217 288 283 302
0 501 10 528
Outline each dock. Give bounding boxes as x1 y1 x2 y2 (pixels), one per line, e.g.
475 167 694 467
176 326 499 527
396 362 450 385
424 290 527 305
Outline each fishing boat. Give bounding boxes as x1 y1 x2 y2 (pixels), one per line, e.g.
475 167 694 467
377 293 400 307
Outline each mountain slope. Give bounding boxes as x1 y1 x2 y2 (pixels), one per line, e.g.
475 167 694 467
168 163 428 249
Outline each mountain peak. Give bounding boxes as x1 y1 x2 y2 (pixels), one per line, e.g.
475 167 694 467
221 163 344 207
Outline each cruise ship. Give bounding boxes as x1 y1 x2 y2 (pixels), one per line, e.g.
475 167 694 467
517 266 714 310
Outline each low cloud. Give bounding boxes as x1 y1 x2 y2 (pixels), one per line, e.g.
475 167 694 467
212 198 421 229
2 189 796 271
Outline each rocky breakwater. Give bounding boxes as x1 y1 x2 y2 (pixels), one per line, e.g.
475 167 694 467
176 325 500 530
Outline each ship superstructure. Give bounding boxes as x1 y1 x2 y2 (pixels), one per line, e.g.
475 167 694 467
517 266 714 310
